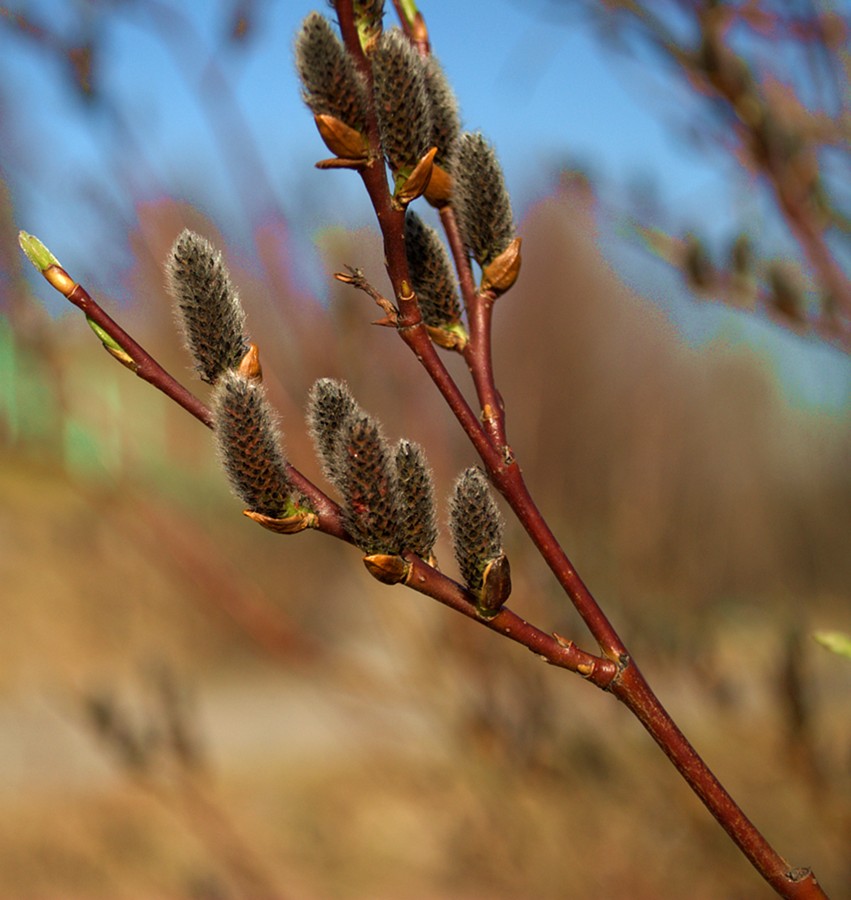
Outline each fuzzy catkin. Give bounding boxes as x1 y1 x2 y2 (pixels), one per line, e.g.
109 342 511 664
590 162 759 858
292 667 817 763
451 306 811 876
451 132 515 268
394 439 437 559
405 211 461 328
212 371 292 518
306 378 361 490
371 28 432 171
295 12 369 130
450 467 505 591
335 412 400 555
423 55 460 166
166 230 249 384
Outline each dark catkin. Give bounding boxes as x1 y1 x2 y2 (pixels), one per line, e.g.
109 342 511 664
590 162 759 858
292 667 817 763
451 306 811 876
212 370 293 518
452 132 515 268
394 439 437 559
423 55 460 166
335 412 400 555
166 230 249 384
371 29 432 171
405 211 461 328
295 12 369 130
450 467 505 592
306 378 361 490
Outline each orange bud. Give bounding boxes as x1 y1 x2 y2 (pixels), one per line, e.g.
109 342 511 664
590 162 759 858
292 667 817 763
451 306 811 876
363 553 411 585
237 343 263 381
243 509 317 533
424 163 452 207
481 236 522 295
314 114 368 161
395 146 437 207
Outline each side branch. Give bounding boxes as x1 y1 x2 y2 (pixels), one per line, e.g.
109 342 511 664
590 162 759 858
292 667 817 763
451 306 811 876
45 262 216 428
402 555 617 688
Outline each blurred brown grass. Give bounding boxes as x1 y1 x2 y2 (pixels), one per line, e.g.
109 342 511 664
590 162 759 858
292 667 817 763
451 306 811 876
1 180 850 898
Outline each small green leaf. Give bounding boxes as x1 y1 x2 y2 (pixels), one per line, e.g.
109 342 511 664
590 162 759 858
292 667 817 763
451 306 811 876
18 231 60 272
86 317 124 354
813 631 851 660
86 317 136 369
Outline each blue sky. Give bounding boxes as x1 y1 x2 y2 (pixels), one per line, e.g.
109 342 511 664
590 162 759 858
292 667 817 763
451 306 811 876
2 0 848 408
3 0 729 259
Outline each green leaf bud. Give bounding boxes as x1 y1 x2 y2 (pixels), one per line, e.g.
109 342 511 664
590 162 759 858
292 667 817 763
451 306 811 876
354 0 385 54
18 231 60 273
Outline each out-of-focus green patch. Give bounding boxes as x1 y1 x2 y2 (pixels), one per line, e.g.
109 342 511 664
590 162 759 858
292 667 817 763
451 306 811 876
814 630 851 660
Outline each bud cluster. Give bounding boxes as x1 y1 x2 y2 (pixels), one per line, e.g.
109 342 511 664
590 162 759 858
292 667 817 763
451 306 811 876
307 379 437 559
294 12 461 187
165 231 301 522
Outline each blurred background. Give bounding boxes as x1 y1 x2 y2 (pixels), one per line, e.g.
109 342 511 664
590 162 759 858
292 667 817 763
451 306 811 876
1 1 849 898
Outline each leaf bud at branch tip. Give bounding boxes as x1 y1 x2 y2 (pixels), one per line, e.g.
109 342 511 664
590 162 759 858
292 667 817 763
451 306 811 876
18 231 60 273
19 231 77 295
353 0 385 55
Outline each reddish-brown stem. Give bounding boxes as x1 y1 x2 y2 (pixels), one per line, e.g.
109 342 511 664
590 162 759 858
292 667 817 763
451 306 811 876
463 291 508 451
435 211 509 451
437 205 477 303
62 274 216 427
395 235 829 900
403 555 617 688
44 266 349 539
613 664 827 900
332 5 831 895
